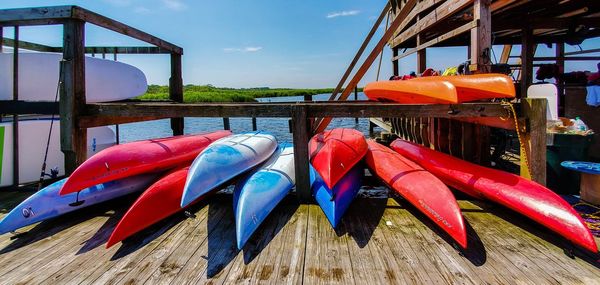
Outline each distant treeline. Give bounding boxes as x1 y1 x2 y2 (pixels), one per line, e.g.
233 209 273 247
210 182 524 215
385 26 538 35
137 84 362 102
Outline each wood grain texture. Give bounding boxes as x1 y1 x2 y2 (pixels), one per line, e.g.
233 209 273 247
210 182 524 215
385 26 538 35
0 191 599 284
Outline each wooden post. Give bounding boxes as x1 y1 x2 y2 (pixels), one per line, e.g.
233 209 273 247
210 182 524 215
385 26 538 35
470 0 491 73
521 28 534 98
0 27 3 53
521 98 547 185
169 53 184 136
392 47 399 76
474 125 491 165
251 117 257 131
60 20 88 174
12 26 19 187
416 15 426 74
354 87 359 124
556 42 565 117
223 118 230 130
292 105 311 202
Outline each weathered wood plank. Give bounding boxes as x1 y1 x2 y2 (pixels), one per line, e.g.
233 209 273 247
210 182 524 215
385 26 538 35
60 19 87 174
390 0 474 48
470 0 492 73
81 102 510 124
520 98 547 185
292 105 311 202
169 53 184 136
0 100 59 115
0 6 72 26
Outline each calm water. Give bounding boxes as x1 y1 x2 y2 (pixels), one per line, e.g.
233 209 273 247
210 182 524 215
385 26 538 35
111 93 374 143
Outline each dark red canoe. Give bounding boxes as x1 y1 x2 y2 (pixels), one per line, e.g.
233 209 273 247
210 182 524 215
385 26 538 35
391 139 598 253
309 128 368 189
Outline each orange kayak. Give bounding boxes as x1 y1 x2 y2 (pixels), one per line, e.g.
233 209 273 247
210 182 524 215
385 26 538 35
364 79 458 104
416 74 515 102
364 73 515 104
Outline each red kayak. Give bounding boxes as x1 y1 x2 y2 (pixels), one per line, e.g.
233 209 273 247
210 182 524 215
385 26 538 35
309 128 368 189
365 140 467 248
107 166 200 248
391 139 598 253
60 130 232 195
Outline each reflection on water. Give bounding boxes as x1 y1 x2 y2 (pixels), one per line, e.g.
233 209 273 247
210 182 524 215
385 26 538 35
112 93 374 143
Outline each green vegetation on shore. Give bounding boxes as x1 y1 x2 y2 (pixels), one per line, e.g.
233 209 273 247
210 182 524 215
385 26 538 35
137 85 362 102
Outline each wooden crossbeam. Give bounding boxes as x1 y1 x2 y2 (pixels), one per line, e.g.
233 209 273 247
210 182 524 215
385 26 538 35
390 0 474 48
313 0 418 133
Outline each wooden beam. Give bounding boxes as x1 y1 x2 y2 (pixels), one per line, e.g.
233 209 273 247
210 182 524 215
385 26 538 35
499 44 512 64
169 53 184 136
392 47 399 76
0 101 59 115
416 14 426 74
77 116 165 128
0 5 72 26
0 6 183 54
565 47 600 56
389 0 445 42
520 27 534 98
71 6 182 54
1 37 60 52
60 20 87 174
521 98 547 185
292 105 311 202
470 0 492 73
81 102 509 122
390 0 474 48
327 2 391 102
313 0 418 133
392 21 477 61
534 56 600 61
0 27 3 53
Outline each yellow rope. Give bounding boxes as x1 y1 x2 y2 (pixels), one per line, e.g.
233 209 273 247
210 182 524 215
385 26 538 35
500 101 531 177
572 202 600 232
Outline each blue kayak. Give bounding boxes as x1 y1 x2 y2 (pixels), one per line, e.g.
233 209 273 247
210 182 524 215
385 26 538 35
181 131 278 208
234 142 295 249
311 164 363 228
0 174 156 235
561 161 600 175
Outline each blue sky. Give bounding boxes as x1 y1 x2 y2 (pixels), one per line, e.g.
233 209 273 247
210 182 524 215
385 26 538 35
1 0 599 88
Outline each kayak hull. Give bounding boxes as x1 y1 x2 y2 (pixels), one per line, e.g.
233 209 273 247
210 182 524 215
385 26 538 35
365 140 467 248
0 175 156 235
234 143 295 249
181 131 278 208
311 164 362 229
60 130 232 195
309 128 367 190
391 139 598 253
106 167 193 248
364 74 515 104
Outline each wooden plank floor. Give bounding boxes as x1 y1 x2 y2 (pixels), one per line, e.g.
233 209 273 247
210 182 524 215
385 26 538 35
0 191 599 285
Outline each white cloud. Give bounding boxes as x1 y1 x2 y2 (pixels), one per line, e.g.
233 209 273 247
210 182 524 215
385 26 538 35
102 0 132 7
134 6 152 14
327 10 360 19
162 0 187 11
223 46 263 53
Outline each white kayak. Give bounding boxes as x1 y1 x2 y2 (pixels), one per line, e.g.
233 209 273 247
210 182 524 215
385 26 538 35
181 131 278 207
0 52 147 102
233 142 295 249
0 118 116 187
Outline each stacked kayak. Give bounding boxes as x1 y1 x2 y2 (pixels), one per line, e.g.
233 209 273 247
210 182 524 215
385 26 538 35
365 140 467 248
364 73 515 104
311 164 363 228
181 131 278 207
309 128 367 228
234 143 295 249
107 167 190 248
391 139 598 253
0 174 156 235
60 130 232 195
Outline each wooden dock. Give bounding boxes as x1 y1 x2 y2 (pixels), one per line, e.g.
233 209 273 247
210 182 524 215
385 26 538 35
1 191 599 284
